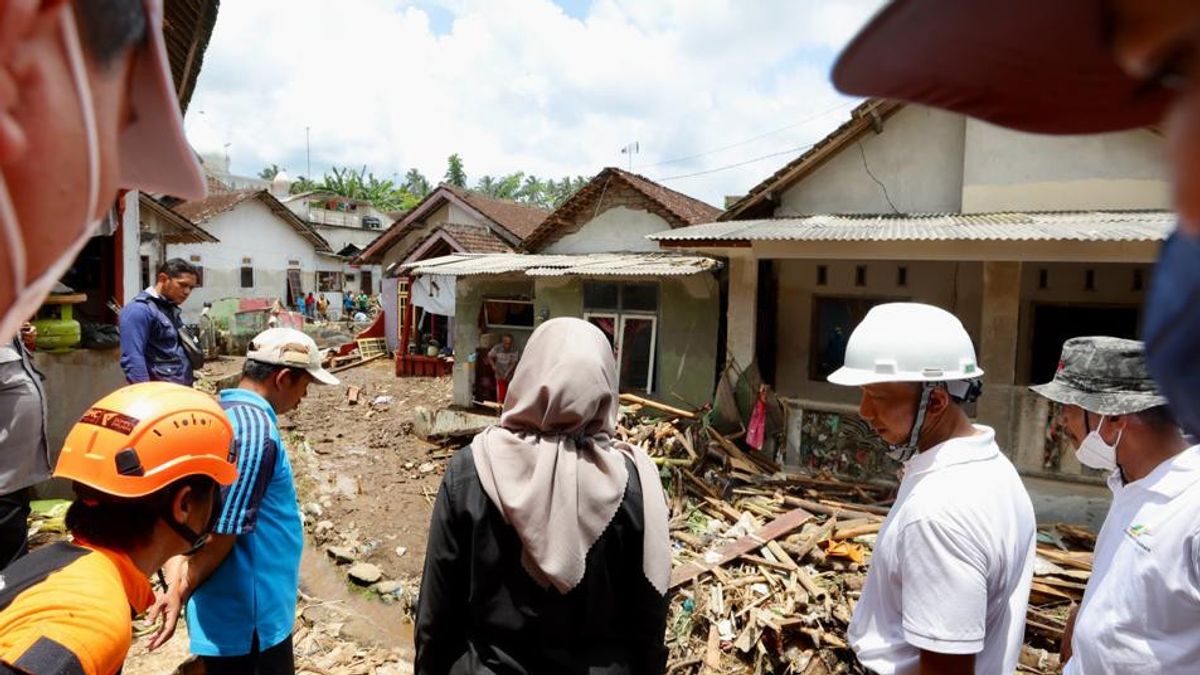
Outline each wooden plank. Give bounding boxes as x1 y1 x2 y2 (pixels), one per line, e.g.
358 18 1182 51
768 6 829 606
669 505 813 589
832 522 882 541
782 496 879 522
330 353 386 373
618 393 696 420
1036 547 1094 571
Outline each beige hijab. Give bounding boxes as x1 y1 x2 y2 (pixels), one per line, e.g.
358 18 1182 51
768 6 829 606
471 317 671 595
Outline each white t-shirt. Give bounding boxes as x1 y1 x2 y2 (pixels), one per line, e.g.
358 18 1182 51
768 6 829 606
848 425 1036 674
1064 445 1200 675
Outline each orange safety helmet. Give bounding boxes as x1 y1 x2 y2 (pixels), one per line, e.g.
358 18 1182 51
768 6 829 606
54 382 238 498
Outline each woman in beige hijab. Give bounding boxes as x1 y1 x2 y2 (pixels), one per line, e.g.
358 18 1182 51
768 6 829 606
415 318 671 675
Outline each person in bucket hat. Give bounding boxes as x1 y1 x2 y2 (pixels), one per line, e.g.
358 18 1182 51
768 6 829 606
148 328 338 672
1031 336 1199 673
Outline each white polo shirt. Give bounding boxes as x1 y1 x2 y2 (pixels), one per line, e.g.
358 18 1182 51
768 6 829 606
848 425 1037 674
1064 445 1200 674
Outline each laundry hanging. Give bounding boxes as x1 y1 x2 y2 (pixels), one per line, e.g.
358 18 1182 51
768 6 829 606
411 274 457 316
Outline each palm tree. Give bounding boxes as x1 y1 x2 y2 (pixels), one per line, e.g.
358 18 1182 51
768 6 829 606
444 154 467 187
403 169 431 198
258 163 285 180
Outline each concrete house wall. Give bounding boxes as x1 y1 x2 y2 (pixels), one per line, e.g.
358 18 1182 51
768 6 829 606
543 206 668 254
167 199 323 323
961 121 1169 212
449 274 721 409
779 106 966 215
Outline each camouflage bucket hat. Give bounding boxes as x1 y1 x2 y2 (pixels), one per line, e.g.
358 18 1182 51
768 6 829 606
1030 336 1167 416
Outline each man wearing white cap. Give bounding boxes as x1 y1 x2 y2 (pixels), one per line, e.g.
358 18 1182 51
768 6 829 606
149 328 338 673
0 0 208 346
827 303 1036 674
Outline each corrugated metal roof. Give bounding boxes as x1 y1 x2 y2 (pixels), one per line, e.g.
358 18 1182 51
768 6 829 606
649 211 1175 243
402 253 722 278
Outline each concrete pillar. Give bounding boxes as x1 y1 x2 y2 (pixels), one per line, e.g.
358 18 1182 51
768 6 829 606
726 255 758 369
976 261 1022 452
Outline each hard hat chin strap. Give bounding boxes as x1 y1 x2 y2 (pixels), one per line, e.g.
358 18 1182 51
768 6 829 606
161 483 223 557
888 382 936 463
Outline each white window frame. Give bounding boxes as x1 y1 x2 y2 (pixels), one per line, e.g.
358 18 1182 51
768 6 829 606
584 311 657 393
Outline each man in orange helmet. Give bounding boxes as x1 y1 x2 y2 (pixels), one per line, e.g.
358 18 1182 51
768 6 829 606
0 382 237 675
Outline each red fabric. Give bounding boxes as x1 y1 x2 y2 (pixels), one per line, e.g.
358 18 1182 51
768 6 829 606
496 378 509 405
746 395 767 451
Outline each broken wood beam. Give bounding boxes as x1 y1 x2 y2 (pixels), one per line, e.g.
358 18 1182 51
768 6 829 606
670 505 814 589
619 393 696 420
782 496 880 522
330 353 386 373
832 522 882 541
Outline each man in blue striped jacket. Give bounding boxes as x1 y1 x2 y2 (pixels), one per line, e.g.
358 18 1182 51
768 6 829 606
148 327 339 673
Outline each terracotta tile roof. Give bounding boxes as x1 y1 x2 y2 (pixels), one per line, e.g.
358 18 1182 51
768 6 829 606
441 223 511 253
138 193 218 244
354 185 545 264
521 167 720 251
441 185 549 239
612 169 722 225
172 189 258 222
173 189 332 252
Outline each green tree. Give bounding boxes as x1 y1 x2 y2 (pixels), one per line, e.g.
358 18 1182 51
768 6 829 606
403 169 431 199
289 175 319 194
312 166 419 212
258 163 285 180
444 153 467 187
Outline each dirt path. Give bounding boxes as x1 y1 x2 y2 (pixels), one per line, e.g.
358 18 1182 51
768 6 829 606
124 360 454 673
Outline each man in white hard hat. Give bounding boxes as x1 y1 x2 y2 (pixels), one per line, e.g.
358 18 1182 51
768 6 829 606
0 0 207 346
828 302 1036 674
1031 337 1200 673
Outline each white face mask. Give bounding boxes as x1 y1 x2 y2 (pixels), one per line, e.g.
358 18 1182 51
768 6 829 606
1076 415 1122 473
0 7 102 345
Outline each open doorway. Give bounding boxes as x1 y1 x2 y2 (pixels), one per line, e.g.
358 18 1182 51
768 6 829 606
1028 303 1140 384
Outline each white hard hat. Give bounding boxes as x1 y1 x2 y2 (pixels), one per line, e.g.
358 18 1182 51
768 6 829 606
827 303 983 387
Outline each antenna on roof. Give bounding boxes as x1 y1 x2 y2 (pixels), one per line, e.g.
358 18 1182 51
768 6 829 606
620 141 639 171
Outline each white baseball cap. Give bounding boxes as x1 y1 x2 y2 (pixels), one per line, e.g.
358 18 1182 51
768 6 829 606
119 0 207 200
246 328 339 385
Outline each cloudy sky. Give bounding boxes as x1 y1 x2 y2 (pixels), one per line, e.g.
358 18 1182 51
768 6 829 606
184 0 884 206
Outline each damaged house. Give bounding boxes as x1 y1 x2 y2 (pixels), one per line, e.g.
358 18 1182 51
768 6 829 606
354 184 549 361
398 168 724 408
651 99 1172 483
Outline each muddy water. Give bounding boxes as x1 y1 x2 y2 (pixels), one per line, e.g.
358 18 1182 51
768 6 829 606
299 544 415 654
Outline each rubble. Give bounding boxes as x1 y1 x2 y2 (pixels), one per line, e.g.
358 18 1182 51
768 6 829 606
613 393 1091 674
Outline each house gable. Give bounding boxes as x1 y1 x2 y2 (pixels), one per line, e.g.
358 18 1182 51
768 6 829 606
728 98 1170 222
525 168 720 253
544 206 672 254
778 105 967 216
356 186 541 267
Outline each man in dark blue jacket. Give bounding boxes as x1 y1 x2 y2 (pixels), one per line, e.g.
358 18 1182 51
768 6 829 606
119 258 199 386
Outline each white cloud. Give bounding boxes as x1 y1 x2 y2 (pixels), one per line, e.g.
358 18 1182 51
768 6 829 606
184 0 883 205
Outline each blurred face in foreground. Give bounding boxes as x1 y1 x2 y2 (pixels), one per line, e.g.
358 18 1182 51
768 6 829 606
1109 0 1200 232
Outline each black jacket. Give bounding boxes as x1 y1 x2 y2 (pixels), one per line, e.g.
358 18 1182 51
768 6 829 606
117 290 193 385
415 446 669 675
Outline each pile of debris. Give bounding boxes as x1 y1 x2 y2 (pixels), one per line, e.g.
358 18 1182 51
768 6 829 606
615 394 1093 674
